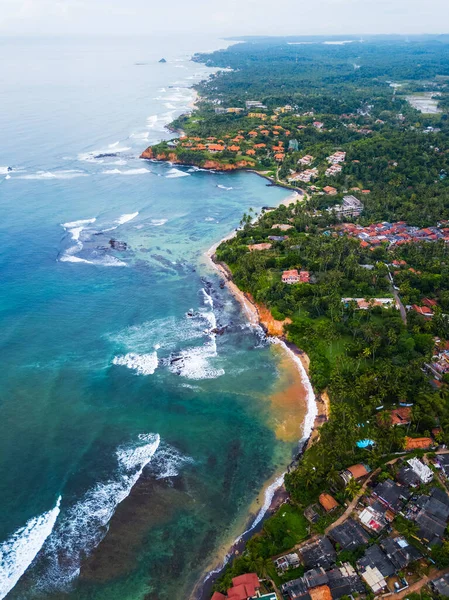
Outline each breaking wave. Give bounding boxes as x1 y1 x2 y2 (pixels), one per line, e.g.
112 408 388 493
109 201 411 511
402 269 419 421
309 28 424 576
151 219 167 227
116 212 139 225
217 184 233 191
166 167 190 178
102 168 150 175
38 434 161 591
112 352 158 375
0 497 61 600
19 170 88 180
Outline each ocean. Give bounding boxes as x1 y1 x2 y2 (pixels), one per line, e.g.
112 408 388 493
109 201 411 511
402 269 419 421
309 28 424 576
0 35 309 600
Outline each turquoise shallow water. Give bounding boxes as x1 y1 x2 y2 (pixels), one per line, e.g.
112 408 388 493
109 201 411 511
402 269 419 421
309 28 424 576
0 36 298 600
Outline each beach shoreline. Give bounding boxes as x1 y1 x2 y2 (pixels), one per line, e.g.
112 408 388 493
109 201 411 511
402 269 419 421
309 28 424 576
194 211 327 600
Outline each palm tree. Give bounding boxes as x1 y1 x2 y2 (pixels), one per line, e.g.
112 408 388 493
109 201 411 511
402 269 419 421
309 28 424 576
345 478 361 499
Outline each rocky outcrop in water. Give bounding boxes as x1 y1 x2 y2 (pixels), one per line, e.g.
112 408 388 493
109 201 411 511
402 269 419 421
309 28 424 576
139 147 255 171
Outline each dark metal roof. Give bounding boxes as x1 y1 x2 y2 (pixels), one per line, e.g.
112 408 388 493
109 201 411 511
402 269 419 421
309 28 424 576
357 544 395 578
328 518 371 551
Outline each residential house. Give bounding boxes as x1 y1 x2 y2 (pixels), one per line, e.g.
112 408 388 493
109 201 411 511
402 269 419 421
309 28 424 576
248 243 272 251
389 406 412 426
272 224 294 231
340 463 370 485
298 155 314 166
313 121 324 129
245 101 267 109
289 168 319 183
431 573 449 597
282 565 364 600
380 536 421 570
407 457 433 484
410 488 449 545
327 151 346 164
305 504 321 524
319 493 339 513
211 573 260 600
323 186 337 195
357 545 395 586
274 552 301 573
372 479 410 512
282 568 329 600
299 536 337 570
325 164 343 177
328 518 371 551
282 269 301 284
326 563 365 599
397 465 422 488
404 436 434 451
282 270 310 284
358 505 387 532
329 195 363 218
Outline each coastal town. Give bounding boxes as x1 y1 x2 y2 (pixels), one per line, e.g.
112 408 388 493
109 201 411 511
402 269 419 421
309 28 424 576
137 37 449 600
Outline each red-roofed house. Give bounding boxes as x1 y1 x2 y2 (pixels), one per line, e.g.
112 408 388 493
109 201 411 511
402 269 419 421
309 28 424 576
282 269 300 284
412 305 434 318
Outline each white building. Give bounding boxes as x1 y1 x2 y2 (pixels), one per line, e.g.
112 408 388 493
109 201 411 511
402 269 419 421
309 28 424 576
407 457 433 484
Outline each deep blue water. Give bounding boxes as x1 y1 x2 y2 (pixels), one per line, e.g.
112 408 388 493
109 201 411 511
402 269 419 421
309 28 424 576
0 36 297 600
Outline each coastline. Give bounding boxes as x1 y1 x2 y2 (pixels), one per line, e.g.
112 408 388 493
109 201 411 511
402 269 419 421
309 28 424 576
196 214 325 600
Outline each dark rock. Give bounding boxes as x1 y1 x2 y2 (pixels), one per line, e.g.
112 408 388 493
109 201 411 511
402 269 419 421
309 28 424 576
159 58 167 63
109 239 128 251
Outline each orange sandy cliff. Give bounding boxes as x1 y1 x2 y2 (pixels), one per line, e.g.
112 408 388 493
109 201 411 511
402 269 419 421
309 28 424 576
246 293 292 336
140 147 255 171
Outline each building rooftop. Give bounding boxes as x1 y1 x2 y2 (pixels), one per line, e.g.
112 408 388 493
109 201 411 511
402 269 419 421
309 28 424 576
372 479 409 512
328 518 371 551
380 535 421 570
319 493 339 512
300 536 337 570
357 544 395 578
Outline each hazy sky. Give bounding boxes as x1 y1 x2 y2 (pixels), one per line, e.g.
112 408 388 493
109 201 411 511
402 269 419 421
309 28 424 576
1 0 449 37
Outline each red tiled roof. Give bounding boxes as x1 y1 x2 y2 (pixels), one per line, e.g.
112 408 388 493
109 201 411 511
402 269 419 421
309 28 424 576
347 464 369 479
405 437 433 450
389 407 412 426
310 585 333 600
232 573 259 589
319 493 339 512
211 593 226 600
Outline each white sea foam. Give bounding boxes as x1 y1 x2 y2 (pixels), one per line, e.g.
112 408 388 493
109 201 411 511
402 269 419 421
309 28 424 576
62 218 96 230
151 444 194 480
130 132 150 140
102 168 149 175
19 170 88 180
5 175 11 180
164 102 176 109
77 144 131 163
60 255 127 267
217 184 233 191
0 497 61 600
165 168 190 178
151 219 167 226
40 434 160 591
112 352 158 375
0 167 12 175
169 340 224 380
111 315 206 353
116 212 139 225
